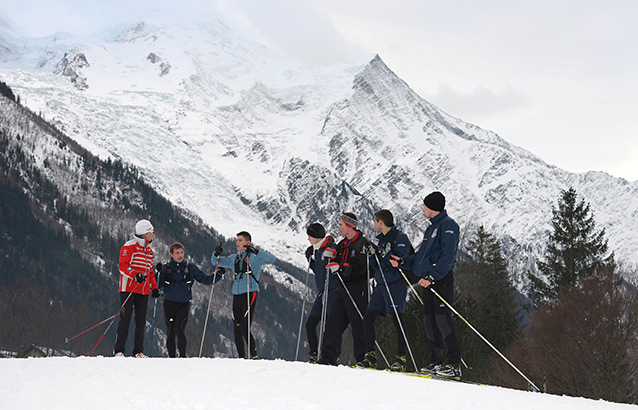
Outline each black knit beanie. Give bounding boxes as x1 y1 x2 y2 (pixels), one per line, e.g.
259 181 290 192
306 223 326 239
423 191 446 212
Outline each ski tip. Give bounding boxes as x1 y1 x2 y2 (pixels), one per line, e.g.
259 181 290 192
64 338 69 344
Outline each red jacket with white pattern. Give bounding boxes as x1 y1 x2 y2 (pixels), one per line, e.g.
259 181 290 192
118 236 158 295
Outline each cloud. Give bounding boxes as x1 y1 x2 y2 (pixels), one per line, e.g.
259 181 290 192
429 84 532 121
210 0 368 65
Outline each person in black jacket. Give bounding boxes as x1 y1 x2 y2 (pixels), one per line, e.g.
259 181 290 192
358 209 412 371
304 223 339 363
157 242 223 358
391 191 462 378
318 213 372 366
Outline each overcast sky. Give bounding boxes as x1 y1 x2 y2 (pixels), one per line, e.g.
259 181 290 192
2 0 637 181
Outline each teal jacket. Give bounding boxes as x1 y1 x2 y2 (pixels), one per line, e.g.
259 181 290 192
211 249 276 295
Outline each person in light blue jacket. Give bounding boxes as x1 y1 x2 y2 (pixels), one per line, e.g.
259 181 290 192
211 231 276 359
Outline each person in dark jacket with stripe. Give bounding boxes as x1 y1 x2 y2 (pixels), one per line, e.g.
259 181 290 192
157 242 222 358
304 223 339 363
391 191 462 378
318 213 373 366
358 209 412 371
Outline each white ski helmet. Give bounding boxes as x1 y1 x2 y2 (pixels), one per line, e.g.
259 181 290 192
135 219 154 236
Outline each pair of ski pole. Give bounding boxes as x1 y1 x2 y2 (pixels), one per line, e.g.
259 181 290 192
397 267 540 391
294 255 391 367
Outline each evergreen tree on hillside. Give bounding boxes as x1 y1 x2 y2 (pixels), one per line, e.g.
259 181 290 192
0 80 16 102
529 187 614 305
454 226 521 381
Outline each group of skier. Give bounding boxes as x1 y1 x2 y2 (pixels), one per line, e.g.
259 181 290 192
113 190 462 378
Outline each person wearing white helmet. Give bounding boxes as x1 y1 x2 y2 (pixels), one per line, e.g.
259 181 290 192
114 219 160 358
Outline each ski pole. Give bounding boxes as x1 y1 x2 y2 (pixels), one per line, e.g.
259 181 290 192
89 286 137 356
317 267 331 358
429 287 540 392
295 261 313 361
374 254 418 372
334 272 390 367
398 268 424 305
246 254 252 358
200 254 221 358
65 314 116 343
398 268 470 370
149 297 158 356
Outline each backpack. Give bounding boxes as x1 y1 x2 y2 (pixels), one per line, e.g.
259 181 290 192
164 262 192 285
390 229 418 285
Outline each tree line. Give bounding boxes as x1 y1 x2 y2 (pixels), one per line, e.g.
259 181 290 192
373 187 636 403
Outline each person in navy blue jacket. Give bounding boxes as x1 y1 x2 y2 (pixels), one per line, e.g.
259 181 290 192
358 209 412 371
391 191 462 378
157 242 222 358
304 223 338 363
211 231 276 359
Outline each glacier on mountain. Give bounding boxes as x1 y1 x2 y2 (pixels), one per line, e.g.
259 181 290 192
1 12 636 291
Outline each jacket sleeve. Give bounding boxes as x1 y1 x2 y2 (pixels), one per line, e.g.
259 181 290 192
148 254 158 290
191 263 221 285
378 233 411 271
428 221 460 282
158 265 167 291
213 254 237 270
118 244 134 279
249 249 276 283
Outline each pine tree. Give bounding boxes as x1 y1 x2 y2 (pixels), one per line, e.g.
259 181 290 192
454 226 521 380
529 187 614 305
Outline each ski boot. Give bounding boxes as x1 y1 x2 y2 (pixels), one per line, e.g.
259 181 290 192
436 363 461 379
389 355 406 372
420 362 443 375
355 351 377 369
309 352 318 364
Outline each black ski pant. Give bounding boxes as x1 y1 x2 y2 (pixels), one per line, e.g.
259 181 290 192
364 309 407 356
422 272 461 365
232 292 258 358
163 300 190 358
318 278 367 365
114 292 148 355
306 315 343 357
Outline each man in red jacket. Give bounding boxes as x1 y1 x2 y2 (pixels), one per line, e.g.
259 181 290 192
114 219 160 357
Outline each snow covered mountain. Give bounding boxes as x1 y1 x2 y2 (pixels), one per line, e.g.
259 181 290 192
1 12 637 290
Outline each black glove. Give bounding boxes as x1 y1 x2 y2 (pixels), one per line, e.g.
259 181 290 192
244 244 258 255
363 242 378 256
215 267 226 277
134 273 146 284
305 246 314 261
150 288 160 298
155 263 163 272
213 243 223 257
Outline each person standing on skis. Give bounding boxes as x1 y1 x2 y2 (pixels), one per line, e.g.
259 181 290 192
114 219 160 358
211 231 276 359
318 213 373 366
358 209 412 371
304 223 338 363
157 242 223 358
391 191 462 378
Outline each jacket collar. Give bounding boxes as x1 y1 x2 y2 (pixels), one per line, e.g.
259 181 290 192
377 225 397 242
430 210 448 224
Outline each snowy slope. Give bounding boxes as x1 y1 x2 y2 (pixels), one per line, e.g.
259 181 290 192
1 357 635 410
1 12 636 290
